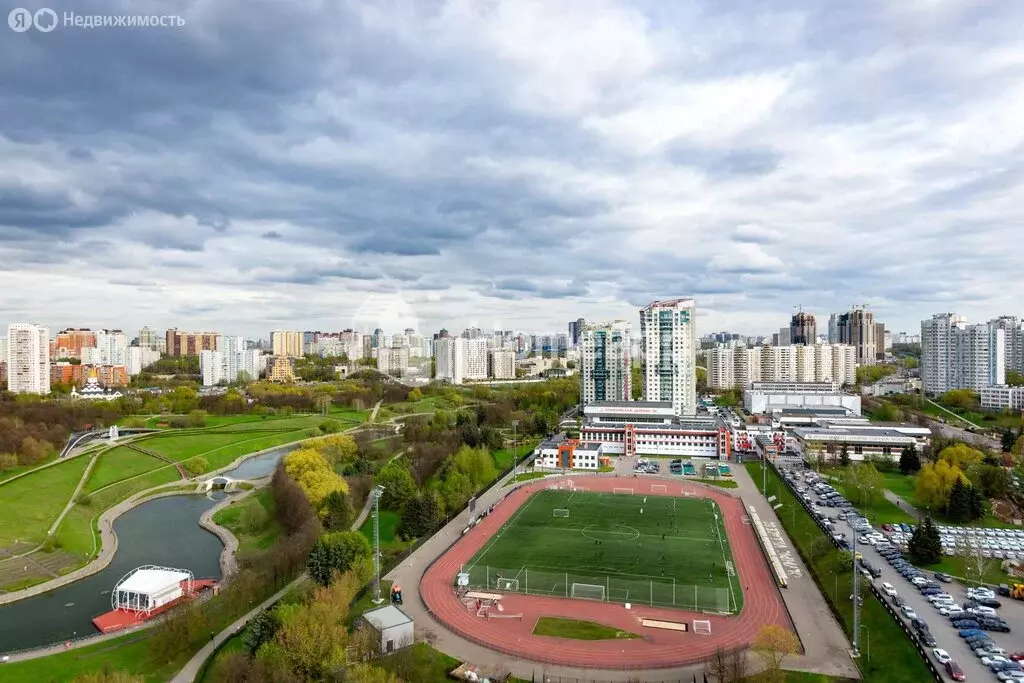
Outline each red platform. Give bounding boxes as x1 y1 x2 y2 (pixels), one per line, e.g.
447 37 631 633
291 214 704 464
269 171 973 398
92 578 218 633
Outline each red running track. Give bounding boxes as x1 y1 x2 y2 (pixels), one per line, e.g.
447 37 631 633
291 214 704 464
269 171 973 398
420 476 793 670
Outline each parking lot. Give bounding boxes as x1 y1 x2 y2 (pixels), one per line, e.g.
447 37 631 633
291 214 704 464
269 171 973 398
782 465 1024 682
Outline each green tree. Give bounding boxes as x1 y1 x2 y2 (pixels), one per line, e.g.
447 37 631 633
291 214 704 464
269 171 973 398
321 489 354 531
1002 429 1018 453
631 364 642 400
243 607 281 655
941 389 978 411
375 460 417 510
899 445 921 474
1006 370 1024 386
439 469 474 512
947 479 972 523
908 515 942 564
840 462 884 508
397 491 441 540
839 442 850 467
306 531 372 586
407 387 423 401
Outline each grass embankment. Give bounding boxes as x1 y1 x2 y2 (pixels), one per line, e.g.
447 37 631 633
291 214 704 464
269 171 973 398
359 510 402 547
1 632 185 683
692 478 738 489
828 480 916 526
744 461 934 683
532 616 639 640
213 489 282 552
492 439 539 471
504 472 550 486
0 454 90 548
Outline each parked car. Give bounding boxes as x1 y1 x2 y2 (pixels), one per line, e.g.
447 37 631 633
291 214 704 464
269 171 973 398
952 619 980 630
934 572 953 583
945 660 966 681
881 582 897 597
933 648 953 665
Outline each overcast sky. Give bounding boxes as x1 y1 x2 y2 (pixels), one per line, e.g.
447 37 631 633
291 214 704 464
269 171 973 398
2 0 1022 340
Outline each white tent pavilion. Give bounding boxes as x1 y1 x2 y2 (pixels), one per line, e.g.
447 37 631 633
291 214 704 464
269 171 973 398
112 565 194 616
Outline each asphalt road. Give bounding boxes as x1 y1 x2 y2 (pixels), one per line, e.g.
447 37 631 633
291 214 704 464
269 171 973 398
823 502 1024 681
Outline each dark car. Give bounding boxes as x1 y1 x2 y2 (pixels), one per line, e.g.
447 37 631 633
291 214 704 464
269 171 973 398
920 632 937 647
921 588 942 596
976 597 1002 608
982 621 1011 633
911 618 930 633
959 628 985 638
945 660 965 682
952 619 980 629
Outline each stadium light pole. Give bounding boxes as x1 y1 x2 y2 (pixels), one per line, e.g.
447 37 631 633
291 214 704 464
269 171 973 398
511 420 519 476
371 485 386 604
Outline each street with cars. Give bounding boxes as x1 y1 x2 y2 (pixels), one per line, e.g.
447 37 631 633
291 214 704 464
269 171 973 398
781 465 1024 682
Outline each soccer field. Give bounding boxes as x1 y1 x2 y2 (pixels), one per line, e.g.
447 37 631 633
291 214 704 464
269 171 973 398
464 489 743 612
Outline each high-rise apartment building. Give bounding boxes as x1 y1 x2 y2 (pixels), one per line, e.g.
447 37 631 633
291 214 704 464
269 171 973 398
200 336 261 386
52 328 96 359
6 323 50 394
270 330 303 358
832 308 877 366
377 346 410 377
707 343 855 390
568 318 586 348
874 322 886 361
790 312 817 346
434 337 488 384
989 316 1024 374
81 329 128 366
137 326 165 353
921 313 1006 394
579 321 632 405
488 349 516 379
639 298 697 417
165 329 219 356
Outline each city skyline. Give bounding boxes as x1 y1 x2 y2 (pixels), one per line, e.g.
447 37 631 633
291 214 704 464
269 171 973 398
3 2 1024 337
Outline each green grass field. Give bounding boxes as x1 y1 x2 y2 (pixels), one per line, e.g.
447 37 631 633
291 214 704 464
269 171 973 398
532 616 639 640
213 489 282 552
465 489 742 612
360 509 402 546
85 446 164 492
0 455 90 547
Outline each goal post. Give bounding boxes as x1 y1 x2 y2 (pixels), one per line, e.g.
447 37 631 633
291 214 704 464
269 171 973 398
693 620 712 635
570 583 606 601
650 484 667 493
552 509 570 518
496 578 519 592
612 487 634 495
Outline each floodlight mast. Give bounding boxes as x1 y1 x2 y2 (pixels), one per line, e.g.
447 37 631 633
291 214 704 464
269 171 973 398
371 485 386 604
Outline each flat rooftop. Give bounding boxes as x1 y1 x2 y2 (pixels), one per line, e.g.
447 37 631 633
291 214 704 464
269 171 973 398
575 441 603 451
119 568 191 594
794 426 917 442
771 407 852 416
585 400 674 410
362 605 413 630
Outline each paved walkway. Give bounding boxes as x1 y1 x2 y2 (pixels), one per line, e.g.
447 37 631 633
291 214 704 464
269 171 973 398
882 490 924 521
732 462 860 679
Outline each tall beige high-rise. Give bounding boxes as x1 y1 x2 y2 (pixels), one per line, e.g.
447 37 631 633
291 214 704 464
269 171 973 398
639 298 697 417
271 330 304 358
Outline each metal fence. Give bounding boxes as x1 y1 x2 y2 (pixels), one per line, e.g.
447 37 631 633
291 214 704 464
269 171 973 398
463 563 732 613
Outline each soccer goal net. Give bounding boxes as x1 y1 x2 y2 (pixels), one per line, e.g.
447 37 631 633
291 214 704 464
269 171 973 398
693 620 712 635
612 487 634 495
571 583 606 601
552 509 570 518
496 578 519 591
651 484 667 493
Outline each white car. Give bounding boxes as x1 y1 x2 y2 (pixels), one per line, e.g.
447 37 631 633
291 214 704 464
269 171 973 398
911 577 928 586
983 656 1011 668
881 582 897 597
969 587 996 598
903 606 918 620
927 593 953 603
968 606 997 617
933 649 952 665
939 606 964 618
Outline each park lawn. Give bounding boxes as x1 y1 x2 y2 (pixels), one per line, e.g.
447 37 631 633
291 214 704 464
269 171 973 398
920 554 1017 584
360 509 402 546
533 616 639 640
56 467 184 557
0 455 90 547
213 489 282 552
197 631 248 683
211 415 346 432
492 439 539 471
829 480 916 526
378 642 462 683
465 489 743 612
0 453 61 484
744 461 934 683
141 432 280 461
0 631 188 683
85 446 164 492
880 471 917 503
348 579 394 626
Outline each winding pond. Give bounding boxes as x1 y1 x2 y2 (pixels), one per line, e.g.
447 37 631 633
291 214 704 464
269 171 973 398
0 444 295 653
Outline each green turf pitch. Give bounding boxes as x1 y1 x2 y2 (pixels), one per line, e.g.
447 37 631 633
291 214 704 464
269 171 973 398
465 489 742 612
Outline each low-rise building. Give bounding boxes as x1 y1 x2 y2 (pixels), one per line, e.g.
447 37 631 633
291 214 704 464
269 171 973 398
533 439 605 470
359 605 414 654
744 381 861 416
792 418 931 462
579 401 731 459
861 376 921 397
266 355 296 383
979 385 1024 411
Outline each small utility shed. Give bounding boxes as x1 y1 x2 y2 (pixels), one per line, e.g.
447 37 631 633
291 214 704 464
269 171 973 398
361 604 414 654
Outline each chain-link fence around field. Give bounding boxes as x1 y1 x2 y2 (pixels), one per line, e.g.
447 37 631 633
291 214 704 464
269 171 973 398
463 564 733 613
